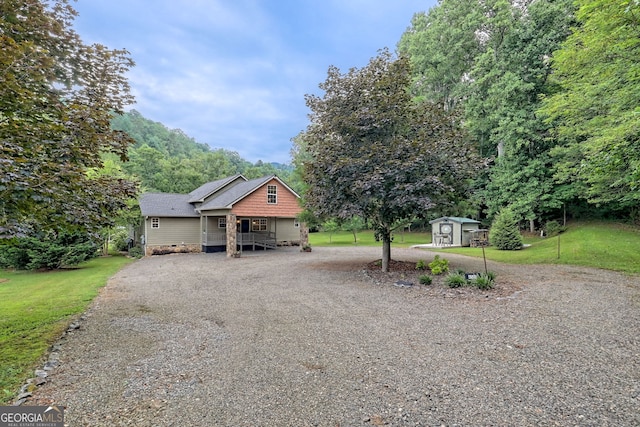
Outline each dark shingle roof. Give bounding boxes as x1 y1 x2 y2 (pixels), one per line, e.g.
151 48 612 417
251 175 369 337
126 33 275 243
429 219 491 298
139 175 298 217
139 193 199 217
188 174 245 203
198 176 273 211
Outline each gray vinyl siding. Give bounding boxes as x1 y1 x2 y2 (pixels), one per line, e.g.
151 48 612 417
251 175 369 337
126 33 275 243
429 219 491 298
275 218 299 242
145 217 201 245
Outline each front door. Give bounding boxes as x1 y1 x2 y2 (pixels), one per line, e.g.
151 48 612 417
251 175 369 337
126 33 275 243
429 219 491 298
239 219 250 233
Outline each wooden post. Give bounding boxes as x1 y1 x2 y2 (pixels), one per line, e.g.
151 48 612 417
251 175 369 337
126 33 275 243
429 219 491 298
226 213 237 257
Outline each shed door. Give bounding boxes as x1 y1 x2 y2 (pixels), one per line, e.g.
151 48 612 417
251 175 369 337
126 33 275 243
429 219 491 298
440 223 452 235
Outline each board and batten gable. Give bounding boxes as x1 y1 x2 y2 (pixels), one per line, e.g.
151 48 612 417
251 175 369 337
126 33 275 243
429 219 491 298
231 178 301 218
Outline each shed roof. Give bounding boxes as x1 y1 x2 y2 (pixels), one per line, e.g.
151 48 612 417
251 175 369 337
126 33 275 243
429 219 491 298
139 193 199 217
429 216 480 224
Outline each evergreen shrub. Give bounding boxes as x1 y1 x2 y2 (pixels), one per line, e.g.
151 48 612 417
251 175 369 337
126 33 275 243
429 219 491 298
489 207 523 250
128 246 144 258
0 231 98 270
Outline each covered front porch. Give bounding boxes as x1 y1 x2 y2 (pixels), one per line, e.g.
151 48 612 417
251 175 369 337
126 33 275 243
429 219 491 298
201 215 278 253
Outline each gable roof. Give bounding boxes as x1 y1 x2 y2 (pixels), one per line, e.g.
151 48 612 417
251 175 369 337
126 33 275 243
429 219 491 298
197 176 274 211
140 175 300 217
429 217 480 224
188 174 245 203
139 193 199 217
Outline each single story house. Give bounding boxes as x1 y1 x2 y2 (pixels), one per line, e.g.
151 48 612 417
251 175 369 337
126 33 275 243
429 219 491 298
139 174 305 256
429 217 481 247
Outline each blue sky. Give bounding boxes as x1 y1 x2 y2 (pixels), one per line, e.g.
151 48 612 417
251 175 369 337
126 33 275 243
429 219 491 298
72 1 437 164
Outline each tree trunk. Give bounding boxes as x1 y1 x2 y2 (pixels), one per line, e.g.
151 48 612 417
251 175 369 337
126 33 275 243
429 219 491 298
381 233 392 272
529 218 535 233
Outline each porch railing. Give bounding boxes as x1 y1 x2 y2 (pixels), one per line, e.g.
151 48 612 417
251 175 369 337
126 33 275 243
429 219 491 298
203 231 226 246
202 231 277 250
237 231 277 250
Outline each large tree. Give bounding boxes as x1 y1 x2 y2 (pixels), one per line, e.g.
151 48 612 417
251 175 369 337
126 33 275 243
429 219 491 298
301 50 479 271
398 0 484 111
463 0 575 229
0 0 137 237
540 0 640 210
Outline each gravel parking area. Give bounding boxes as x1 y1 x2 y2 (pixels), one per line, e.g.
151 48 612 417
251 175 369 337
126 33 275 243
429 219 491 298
27 246 640 426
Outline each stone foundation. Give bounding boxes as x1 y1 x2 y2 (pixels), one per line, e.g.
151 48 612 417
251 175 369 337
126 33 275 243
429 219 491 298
277 240 302 247
145 244 201 256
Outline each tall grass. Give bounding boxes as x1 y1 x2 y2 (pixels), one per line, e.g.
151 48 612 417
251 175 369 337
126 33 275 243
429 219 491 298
0 255 133 403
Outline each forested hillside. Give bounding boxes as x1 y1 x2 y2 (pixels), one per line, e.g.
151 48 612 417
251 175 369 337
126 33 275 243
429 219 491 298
110 110 299 194
393 0 639 227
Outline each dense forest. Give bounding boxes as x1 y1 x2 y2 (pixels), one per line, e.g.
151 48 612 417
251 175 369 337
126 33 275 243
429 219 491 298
389 0 639 228
109 110 298 194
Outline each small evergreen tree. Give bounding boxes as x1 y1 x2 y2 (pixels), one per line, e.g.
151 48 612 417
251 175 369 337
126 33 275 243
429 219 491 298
489 207 523 250
0 231 98 270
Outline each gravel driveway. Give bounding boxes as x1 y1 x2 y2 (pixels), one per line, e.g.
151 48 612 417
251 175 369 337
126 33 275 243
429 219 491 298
27 246 640 426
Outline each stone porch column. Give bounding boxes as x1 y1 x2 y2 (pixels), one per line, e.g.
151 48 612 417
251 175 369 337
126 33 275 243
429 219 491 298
299 222 309 249
226 213 237 257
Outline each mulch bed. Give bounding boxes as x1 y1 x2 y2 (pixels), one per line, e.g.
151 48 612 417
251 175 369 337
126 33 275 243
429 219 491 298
363 259 522 300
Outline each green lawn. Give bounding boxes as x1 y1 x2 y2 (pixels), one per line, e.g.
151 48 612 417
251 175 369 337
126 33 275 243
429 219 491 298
310 221 640 274
310 229 432 248
0 255 133 403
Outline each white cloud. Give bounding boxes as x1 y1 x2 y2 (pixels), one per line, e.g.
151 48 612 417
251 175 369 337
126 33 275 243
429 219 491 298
74 0 437 163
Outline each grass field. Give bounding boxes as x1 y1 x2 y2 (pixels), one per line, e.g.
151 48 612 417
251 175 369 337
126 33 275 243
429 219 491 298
310 221 640 275
0 255 133 403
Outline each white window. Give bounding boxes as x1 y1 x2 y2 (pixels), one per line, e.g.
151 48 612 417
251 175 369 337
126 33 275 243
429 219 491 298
294 219 300 228
151 217 160 229
218 218 226 228
267 185 277 204
252 218 267 231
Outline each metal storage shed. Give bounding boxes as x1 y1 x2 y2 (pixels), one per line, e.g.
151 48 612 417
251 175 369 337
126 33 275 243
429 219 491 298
429 217 481 247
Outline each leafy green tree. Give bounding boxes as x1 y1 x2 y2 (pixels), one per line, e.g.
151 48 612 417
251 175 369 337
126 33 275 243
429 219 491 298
123 144 166 191
489 206 523 250
302 50 479 271
342 216 365 243
0 0 137 237
322 219 340 243
462 0 575 229
398 0 483 110
540 0 640 209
